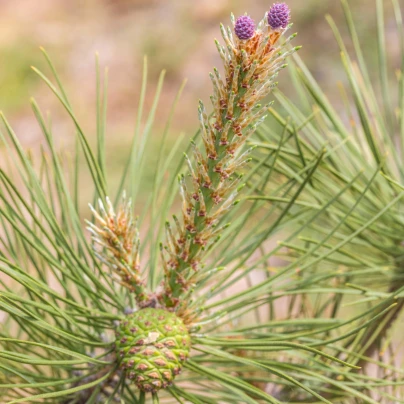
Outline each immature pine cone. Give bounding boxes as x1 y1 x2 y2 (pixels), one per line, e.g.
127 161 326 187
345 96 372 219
268 2 291 29
234 15 256 40
115 308 191 392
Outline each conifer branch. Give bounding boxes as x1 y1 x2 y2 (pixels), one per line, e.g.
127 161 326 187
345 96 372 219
159 10 299 311
88 193 149 305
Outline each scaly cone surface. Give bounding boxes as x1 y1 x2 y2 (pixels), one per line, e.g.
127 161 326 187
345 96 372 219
160 5 298 311
115 308 191 393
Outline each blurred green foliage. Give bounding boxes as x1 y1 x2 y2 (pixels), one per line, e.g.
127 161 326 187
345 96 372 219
0 45 41 112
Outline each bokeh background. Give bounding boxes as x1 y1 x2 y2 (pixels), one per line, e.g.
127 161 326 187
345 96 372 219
0 0 402 204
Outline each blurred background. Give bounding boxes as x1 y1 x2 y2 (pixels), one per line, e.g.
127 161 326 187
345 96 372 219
0 0 401 202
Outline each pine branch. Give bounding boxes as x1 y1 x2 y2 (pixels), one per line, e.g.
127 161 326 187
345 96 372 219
88 194 149 306
159 13 299 312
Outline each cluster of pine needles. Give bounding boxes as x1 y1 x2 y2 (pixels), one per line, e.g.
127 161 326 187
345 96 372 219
0 1 403 403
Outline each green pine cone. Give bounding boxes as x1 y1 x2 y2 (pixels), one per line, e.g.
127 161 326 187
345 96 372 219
115 308 191 392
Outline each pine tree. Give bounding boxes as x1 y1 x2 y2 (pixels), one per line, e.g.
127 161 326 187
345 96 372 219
1 2 403 403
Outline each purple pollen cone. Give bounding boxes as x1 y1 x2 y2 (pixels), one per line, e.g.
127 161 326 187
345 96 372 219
234 15 256 40
268 3 291 29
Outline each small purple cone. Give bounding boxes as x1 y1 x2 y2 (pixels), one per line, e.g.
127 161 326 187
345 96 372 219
234 15 256 40
268 3 291 29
